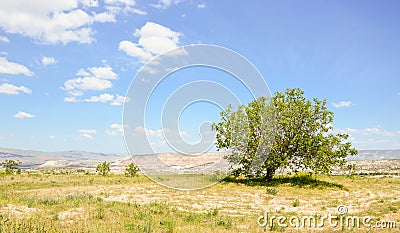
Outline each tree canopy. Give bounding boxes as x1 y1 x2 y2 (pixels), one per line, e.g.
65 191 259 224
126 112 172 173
212 88 357 181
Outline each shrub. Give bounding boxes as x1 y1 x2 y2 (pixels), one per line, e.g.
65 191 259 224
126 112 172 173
125 163 140 177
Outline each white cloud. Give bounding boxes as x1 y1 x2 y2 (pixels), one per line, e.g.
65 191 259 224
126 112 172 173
87 66 118 80
0 0 144 44
92 11 116 23
64 96 78 102
62 65 118 98
84 93 127 106
64 77 113 92
132 126 195 152
81 134 93 139
80 0 99 7
85 93 114 103
105 0 136 5
332 101 354 108
150 0 184 9
111 94 127 106
0 35 9 43
197 3 206 8
14 111 35 119
131 8 147 15
78 129 96 139
41 56 57 66
134 126 187 138
0 83 32 95
105 123 125 136
363 127 395 137
105 0 147 15
119 22 183 62
332 126 400 150
79 129 96 134
0 57 34 76
119 40 153 61
340 127 397 137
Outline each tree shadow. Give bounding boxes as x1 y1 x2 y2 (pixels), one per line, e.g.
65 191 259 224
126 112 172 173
221 174 346 190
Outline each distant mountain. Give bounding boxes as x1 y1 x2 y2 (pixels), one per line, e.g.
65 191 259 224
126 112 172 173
0 148 126 168
1 148 399 170
348 150 400 160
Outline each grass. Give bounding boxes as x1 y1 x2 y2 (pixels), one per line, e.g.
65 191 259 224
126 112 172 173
0 172 399 232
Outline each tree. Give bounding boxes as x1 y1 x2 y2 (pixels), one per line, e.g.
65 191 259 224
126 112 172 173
1 159 21 175
96 161 110 176
125 163 140 177
212 88 357 182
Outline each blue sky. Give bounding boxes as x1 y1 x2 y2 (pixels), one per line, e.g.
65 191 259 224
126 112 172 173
0 0 399 153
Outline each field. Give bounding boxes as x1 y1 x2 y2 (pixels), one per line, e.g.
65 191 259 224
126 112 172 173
0 171 399 232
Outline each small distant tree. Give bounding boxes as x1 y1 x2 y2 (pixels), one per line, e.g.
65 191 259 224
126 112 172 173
1 159 21 175
96 161 110 176
125 163 140 177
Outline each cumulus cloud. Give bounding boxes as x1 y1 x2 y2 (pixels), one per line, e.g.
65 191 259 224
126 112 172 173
41 56 57 66
105 123 125 136
197 3 206 8
79 129 96 134
64 78 112 96
86 66 118 80
119 22 184 62
62 65 118 98
64 96 78 102
133 126 188 138
0 35 9 43
340 126 397 137
332 101 354 108
0 0 145 44
84 93 127 106
0 57 34 76
85 93 114 103
78 129 96 139
0 83 31 95
111 94 127 106
150 0 184 9
105 0 147 14
132 126 194 152
14 111 35 119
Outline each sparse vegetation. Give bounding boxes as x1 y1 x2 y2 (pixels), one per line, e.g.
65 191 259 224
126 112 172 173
292 199 300 207
0 171 399 232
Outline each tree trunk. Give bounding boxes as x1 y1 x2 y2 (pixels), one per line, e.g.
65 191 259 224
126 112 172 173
265 168 274 182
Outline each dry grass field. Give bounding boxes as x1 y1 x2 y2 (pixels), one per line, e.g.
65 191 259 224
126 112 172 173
0 171 399 232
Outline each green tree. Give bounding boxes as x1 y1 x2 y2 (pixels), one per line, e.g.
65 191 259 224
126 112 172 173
125 163 140 177
1 159 21 175
96 161 110 176
212 88 357 181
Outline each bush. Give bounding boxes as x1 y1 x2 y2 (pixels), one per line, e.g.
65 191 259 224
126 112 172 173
96 161 110 176
125 163 140 177
266 187 278 195
1 159 21 175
